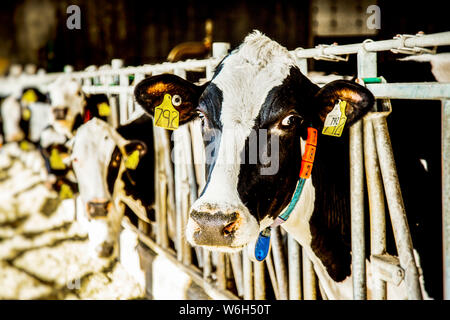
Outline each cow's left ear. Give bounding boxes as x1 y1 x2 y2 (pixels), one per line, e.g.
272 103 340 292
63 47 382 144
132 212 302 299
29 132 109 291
123 140 147 170
134 74 208 125
314 80 374 129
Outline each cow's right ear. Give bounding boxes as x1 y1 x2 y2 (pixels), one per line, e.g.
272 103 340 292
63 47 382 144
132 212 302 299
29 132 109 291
134 74 208 125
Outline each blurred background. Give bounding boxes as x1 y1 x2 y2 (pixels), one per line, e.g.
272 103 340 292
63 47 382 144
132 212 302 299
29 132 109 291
0 0 448 74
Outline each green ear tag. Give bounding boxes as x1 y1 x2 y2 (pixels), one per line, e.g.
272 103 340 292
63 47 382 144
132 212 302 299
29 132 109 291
154 94 179 130
50 149 66 170
97 102 111 116
322 100 347 137
125 150 140 170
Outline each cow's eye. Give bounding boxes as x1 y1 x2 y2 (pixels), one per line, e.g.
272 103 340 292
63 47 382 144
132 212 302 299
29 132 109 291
280 114 299 128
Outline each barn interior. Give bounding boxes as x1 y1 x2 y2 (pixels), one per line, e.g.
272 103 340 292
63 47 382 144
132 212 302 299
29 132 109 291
0 0 448 302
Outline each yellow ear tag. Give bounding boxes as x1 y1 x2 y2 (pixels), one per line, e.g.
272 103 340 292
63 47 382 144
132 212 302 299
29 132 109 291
50 149 66 170
322 100 348 137
19 141 29 151
125 150 140 170
154 94 179 130
59 183 73 199
21 90 38 104
97 102 111 116
22 108 31 121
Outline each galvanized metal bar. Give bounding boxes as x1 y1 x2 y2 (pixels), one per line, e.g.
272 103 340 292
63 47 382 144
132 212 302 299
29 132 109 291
229 252 244 297
294 31 450 58
366 83 450 100
350 119 367 300
371 114 423 300
271 227 288 300
253 261 266 300
266 253 280 300
363 118 387 300
243 249 254 300
288 234 302 300
302 250 317 300
216 252 227 290
203 249 212 281
119 74 129 124
442 99 450 300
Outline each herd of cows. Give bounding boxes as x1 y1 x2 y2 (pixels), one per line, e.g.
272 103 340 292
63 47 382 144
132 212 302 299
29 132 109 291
0 31 443 299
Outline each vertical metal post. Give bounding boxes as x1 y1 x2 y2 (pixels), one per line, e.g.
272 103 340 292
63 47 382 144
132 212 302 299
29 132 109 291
271 228 288 300
302 250 317 300
119 73 129 124
349 47 377 300
243 249 254 300
288 234 302 300
254 261 266 300
216 252 227 290
443 99 450 300
229 252 244 297
372 115 423 300
363 118 387 300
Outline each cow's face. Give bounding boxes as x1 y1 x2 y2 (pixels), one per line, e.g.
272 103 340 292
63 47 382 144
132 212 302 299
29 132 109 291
71 118 146 258
48 77 85 134
135 31 374 252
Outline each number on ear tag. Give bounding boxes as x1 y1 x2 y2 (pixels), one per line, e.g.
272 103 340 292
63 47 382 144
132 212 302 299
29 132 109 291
322 100 347 137
125 150 140 170
50 149 66 170
21 90 38 104
97 102 111 117
154 94 179 130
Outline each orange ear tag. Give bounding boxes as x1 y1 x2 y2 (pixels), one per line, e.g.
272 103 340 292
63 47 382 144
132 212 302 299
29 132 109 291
154 94 180 130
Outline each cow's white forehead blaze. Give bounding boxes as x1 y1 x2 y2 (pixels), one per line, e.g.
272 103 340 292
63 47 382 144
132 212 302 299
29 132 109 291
187 31 298 249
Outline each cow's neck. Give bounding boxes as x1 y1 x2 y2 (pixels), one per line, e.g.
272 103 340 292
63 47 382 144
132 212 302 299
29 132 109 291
281 133 353 298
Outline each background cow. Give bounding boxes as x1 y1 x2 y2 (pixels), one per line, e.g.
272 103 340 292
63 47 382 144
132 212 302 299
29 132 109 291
70 115 153 258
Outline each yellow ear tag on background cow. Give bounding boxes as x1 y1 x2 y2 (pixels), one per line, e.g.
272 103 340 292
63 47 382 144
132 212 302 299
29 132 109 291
97 102 111 116
154 94 179 130
322 100 347 137
50 149 66 170
21 90 38 104
22 108 31 121
125 150 140 170
19 141 29 151
59 183 73 199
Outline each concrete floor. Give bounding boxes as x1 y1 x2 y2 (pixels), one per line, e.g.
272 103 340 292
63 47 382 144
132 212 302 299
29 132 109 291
0 144 145 300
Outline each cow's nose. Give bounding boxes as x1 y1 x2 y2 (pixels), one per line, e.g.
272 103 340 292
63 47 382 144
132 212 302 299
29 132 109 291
86 200 112 219
190 210 241 246
96 241 114 258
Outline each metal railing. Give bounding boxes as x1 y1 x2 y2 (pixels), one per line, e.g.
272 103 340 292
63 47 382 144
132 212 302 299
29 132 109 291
1 31 449 300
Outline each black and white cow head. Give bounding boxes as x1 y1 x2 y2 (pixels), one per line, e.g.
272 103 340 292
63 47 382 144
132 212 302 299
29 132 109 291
135 31 374 252
70 118 146 258
47 76 86 136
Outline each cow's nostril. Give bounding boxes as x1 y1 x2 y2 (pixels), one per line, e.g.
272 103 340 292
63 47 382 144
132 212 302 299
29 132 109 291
223 213 241 236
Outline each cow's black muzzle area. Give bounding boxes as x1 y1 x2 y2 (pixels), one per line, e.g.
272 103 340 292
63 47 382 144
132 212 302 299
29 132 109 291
53 107 69 120
190 210 241 246
97 241 114 258
86 200 111 219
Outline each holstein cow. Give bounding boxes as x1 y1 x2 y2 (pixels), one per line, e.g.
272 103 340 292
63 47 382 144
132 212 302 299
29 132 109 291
134 31 430 299
1 87 49 145
39 76 111 196
70 114 154 258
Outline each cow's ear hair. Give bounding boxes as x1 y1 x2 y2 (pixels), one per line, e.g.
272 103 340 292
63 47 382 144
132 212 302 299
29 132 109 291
134 74 208 125
314 80 374 129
